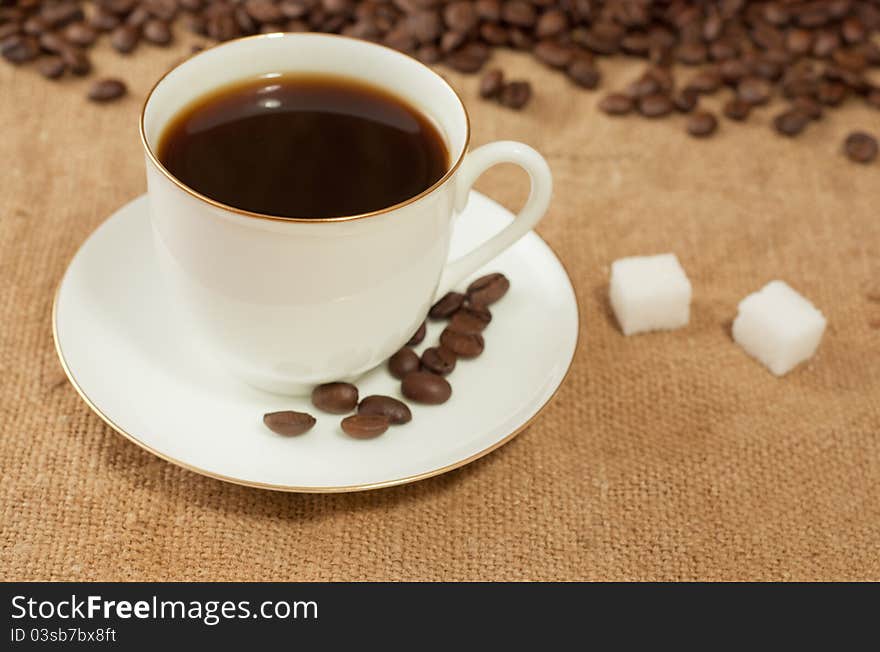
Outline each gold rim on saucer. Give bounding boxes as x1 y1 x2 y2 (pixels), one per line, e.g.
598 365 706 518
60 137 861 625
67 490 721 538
51 239 579 494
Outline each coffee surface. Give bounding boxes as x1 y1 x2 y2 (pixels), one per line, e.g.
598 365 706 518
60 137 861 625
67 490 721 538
157 74 448 219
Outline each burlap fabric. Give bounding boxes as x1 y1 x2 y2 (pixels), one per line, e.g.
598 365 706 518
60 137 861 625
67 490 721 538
2 41 878 581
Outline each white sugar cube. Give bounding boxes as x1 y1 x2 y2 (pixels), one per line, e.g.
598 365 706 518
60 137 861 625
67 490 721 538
732 280 826 376
609 253 692 335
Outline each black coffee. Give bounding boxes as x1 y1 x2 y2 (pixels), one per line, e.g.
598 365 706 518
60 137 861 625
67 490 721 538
157 74 449 219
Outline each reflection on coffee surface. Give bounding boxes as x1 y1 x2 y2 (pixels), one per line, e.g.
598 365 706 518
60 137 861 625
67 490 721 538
157 73 449 219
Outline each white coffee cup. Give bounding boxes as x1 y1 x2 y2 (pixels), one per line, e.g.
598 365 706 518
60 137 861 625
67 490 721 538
141 33 552 395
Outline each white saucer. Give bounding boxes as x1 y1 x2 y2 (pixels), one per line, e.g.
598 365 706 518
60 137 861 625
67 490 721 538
53 192 579 492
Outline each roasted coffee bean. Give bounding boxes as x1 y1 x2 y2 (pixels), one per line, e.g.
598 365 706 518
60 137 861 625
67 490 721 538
475 0 501 22
467 272 509 305
430 291 466 318
792 96 823 120
687 69 721 94
41 3 84 29
737 77 772 105
143 19 172 45
61 47 90 75
753 57 783 81
0 24 20 41
37 31 66 54
421 346 456 375
407 321 426 346
479 22 507 46
406 10 442 44
449 304 491 333
677 41 707 65
673 88 699 113
638 92 674 118
444 1 478 33
535 8 567 39
64 22 96 47
533 39 572 69
720 58 751 85
620 32 650 56
2 35 39 63
357 395 411 425
88 77 126 102
445 44 488 73
341 414 389 438
812 29 840 58
127 6 151 28
388 347 420 379
625 72 659 99
263 410 316 436
479 69 504 99
686 111 718 138
817 81 848 106
111 24 139 53
501 0 536 28
312 381 359 414
23 16 48 36
844 132 878 164
440 29 466 53
842 16 866 44
38 55 65 79
245 0 283 23
507 27 532 50
786 28 813 55
773 109 810 137
440 328 484 358
709 40 738 61
498 80 531 109
401 371 452 405
723 98 751 121
567 57 599 89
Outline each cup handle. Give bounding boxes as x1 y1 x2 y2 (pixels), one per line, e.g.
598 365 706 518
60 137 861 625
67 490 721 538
433 141 553 300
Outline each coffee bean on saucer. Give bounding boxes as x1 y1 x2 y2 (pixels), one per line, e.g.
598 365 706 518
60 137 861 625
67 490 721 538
358 395 412 425
406 321 426 346
429 291 465 319
440 328 484 358
598 93 633 116
467 273 509 306
312 381 358 414
341 414 389 439
421 346 456 376
388 347 420 380
844 132 878 163
686 111 718 138
449 304 491 334
88 78 126 102
401 371 452 405
479 68 504 99
263 410 316 436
